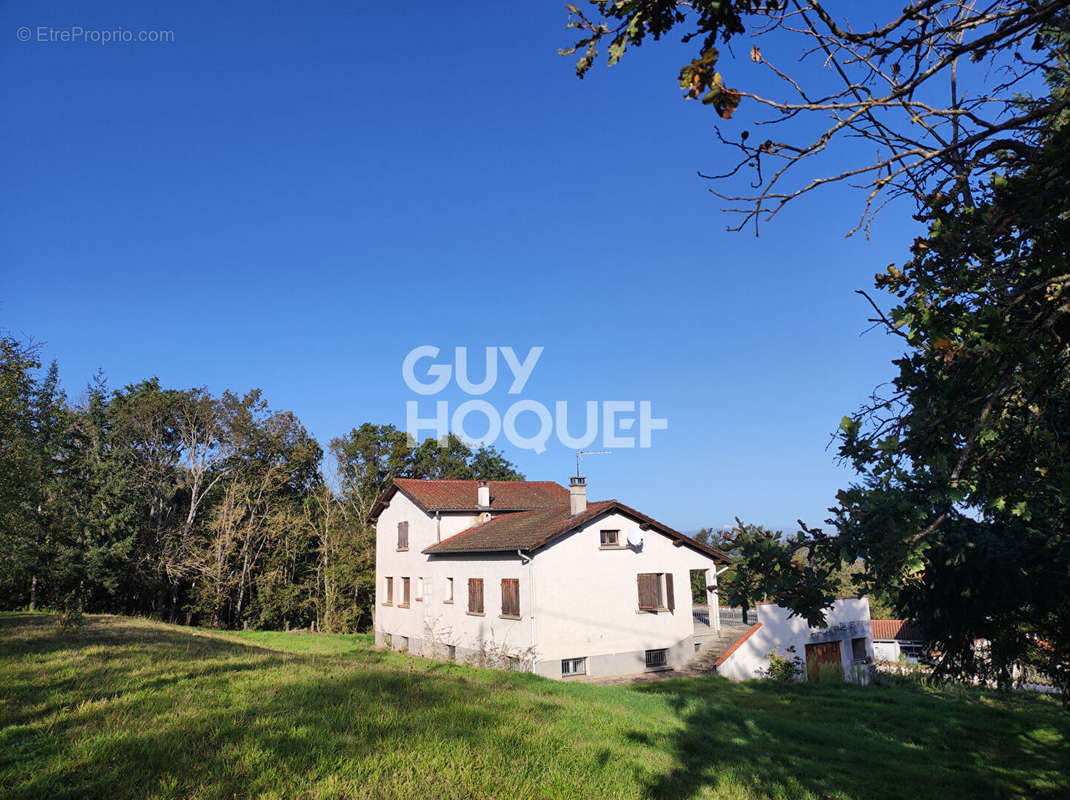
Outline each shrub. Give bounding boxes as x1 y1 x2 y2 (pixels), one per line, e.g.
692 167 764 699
763 645 804 681
55 592 85 631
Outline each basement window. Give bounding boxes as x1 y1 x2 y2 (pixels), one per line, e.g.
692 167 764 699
561 657 586 677
447 644 457 662
399 636 409 651
645 648 668 670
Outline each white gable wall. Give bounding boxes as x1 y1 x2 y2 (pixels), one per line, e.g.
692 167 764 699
532 510 718 678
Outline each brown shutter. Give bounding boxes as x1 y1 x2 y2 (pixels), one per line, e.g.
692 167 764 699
398 521 409 550
637 573 658 611
501 578 519 616
386 577 393 603
468 578 484 613
402 577 410 606
665 572 675 611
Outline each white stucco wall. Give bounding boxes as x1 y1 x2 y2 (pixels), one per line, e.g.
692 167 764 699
375 492 533 659
872 640 900 662
531 510 718 677
717 598 874 682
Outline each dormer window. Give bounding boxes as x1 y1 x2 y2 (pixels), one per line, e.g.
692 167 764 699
397 521 409 551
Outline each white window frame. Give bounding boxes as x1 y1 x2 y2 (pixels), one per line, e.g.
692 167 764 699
444 577 454 604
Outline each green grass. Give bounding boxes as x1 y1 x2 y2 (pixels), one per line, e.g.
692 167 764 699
1 613 1067 799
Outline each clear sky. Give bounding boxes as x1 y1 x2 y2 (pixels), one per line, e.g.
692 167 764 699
2 1 911 534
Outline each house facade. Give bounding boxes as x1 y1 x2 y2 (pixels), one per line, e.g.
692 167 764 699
372 475 874 681
371 476 729 679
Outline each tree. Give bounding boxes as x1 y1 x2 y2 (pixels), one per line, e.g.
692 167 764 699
828 115 1070 693
329 425 525 518
564 3 1070 694
563 1 1069 233
709 103 1070 694
0 337 44 609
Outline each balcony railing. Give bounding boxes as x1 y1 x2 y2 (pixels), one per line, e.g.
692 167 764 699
693 605 759 630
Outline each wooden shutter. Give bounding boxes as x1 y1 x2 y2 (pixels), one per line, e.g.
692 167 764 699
402 577 410 606
468 578 484 614
397 521 409 550
665 573 675 611
386 577 393 604
637 573 659 611
501 578 519 617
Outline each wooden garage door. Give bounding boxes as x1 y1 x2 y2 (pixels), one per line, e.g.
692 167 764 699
805 641 842 682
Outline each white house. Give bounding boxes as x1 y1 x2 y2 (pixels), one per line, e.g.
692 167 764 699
371 476 873 681
870 619 926 664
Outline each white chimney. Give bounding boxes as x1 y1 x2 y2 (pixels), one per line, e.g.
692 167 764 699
569 476 587 515
477 481 490 508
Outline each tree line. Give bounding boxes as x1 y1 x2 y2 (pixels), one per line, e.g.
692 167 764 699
0 339 521 631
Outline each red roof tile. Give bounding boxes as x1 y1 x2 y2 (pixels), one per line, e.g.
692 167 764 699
870 619 924 641
423 497 730 562
369 479 568 520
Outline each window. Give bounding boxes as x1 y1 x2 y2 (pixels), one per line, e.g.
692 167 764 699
645 648 668 669
397 521 409 551
600 529 620 548
901 643 925 662
400 577 410 607
447 644 457 662
384 577 393 605
415 577 424 602
468 578 484 615
851 637 868 662
501 578 520 618
507 656 521 671
383 632 392 647
399 635 409 651
561 657 586 676
637 573 675 612
444 577 454 604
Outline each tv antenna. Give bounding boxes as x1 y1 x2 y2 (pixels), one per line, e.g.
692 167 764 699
575 449 611 477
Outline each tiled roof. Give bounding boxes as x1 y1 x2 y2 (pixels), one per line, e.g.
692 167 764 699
423 497 730 562
871 619 924 641
369 479 568 520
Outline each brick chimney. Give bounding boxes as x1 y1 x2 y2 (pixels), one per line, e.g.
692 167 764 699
569 476 587 515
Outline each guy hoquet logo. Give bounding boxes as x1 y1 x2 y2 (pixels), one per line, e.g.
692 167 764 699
402 346 667 453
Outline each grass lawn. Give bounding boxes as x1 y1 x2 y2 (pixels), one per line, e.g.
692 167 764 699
1 613 1067 799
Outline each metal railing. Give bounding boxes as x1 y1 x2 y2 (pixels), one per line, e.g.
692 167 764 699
693 605 759 628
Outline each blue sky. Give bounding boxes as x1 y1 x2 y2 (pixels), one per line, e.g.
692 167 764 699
2 1 911 533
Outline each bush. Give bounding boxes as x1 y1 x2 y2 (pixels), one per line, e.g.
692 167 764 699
55 592 85 631
763 645 804 681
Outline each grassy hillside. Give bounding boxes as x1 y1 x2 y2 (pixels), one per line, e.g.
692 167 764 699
1 613 1067 800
